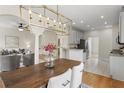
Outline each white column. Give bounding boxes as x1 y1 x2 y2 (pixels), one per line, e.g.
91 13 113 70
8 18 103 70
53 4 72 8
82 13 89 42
30 26 45 64
34 34 40 64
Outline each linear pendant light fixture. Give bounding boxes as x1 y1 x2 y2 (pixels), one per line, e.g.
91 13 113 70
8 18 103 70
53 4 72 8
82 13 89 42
20 5 72 35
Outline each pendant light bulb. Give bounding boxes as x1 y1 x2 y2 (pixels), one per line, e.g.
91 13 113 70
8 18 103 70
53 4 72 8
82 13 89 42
59 22 61 25
47 17 49 20
29 10 32 14
53 20 56 23
39 14 42 18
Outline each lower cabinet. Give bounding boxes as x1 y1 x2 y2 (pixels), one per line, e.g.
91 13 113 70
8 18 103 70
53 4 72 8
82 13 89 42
110 55 124 81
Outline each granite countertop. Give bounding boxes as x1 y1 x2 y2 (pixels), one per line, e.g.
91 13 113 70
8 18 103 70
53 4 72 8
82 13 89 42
109 49 124 57
110 52 124 57
69 48 84 52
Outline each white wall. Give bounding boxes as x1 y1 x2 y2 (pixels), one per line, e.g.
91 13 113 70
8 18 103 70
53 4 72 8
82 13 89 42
92 37 99 55
0 26 35 51
83 28 113 63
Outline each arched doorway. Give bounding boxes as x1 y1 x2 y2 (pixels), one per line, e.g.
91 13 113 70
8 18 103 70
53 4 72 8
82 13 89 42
39 30 58 63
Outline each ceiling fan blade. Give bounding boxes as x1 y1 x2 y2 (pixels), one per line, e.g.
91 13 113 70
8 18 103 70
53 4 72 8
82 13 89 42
23 27 30 31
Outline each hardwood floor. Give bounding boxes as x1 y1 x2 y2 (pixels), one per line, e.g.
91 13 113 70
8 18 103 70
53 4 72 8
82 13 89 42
83 71 124 88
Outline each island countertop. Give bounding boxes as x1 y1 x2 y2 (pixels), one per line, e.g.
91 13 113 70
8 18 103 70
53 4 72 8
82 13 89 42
0 58 80 88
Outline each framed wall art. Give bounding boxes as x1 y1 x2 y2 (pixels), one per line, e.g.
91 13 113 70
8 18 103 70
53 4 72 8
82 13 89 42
5 36 19 48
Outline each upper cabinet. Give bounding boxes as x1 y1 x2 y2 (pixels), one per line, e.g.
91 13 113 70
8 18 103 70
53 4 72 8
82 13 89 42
119 11 124 43
69 30 83 44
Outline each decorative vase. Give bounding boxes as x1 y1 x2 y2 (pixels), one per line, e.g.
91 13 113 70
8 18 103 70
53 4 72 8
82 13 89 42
45 53 54 68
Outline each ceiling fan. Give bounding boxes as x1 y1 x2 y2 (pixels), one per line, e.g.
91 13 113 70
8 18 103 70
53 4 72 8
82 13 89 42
18 22 30 32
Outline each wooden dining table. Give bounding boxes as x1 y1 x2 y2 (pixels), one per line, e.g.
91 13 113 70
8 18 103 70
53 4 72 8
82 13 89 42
0 58 80 88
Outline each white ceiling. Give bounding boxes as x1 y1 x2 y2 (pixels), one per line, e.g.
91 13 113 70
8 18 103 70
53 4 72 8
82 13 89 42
0 15 20 28
0 14 27 28
47 5 123 31
0 5 123 31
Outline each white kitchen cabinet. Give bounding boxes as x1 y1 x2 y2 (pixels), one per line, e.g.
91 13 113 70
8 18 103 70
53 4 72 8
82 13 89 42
73 31 77 44
77 31 82 44
69 30 83 44
69 30 73 44
119 12 124 43
110 55 124 81
76 31 80 44
69 30 76 44
80 31 83 40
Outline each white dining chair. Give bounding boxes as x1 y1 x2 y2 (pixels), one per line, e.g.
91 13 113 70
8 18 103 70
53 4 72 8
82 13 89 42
47 69 72 88
70 63 84 88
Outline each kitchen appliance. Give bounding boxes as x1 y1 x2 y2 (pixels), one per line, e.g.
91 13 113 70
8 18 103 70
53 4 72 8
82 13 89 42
77 39 86 50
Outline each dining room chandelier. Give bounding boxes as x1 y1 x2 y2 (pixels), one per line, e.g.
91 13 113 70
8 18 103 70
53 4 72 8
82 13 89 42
19 5 72 35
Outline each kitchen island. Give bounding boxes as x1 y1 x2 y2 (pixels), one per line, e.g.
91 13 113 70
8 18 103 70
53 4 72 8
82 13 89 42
68 49 86 62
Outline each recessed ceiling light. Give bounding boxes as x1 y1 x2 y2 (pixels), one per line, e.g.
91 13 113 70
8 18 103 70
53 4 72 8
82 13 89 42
104 21 107 25
81 20 84 23
87 25 90 27
72 22 76 25
101 16 104 19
